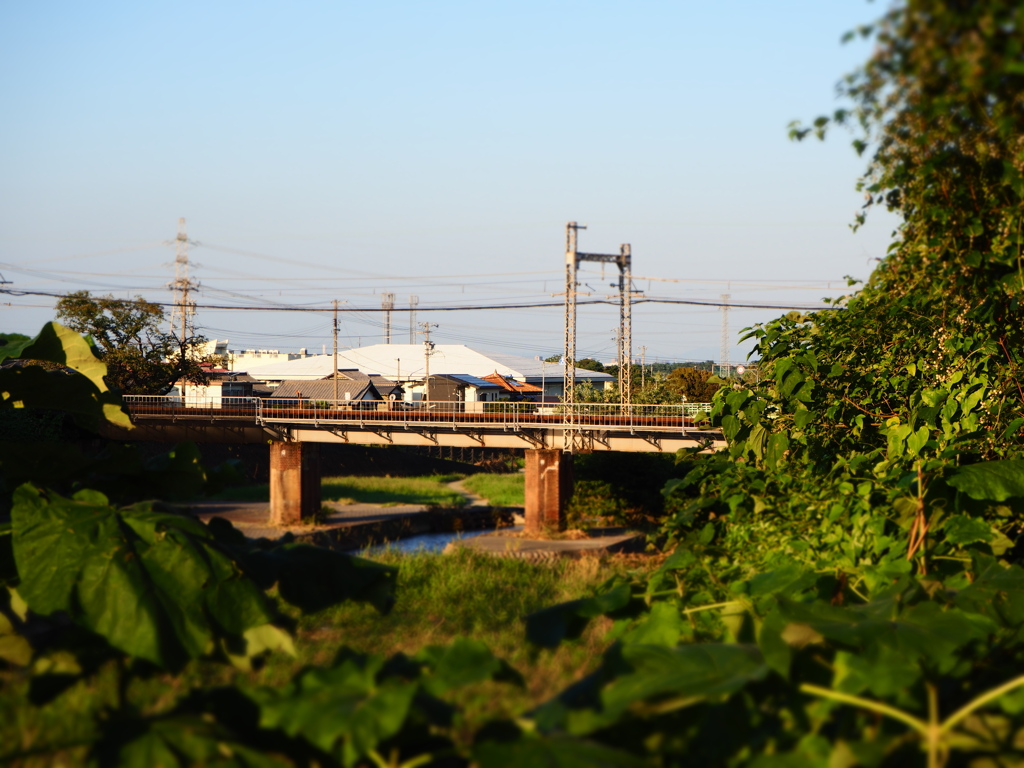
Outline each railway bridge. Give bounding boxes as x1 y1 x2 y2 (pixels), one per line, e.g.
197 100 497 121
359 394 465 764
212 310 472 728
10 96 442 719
113 396 723 533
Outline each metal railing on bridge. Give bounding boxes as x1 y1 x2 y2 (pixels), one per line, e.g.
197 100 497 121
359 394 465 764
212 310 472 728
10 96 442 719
122 396 713 434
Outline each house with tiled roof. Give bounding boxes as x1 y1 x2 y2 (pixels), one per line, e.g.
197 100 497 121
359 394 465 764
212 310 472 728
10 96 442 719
269 378 381 405
401 373 504 404
268 370 400 405
480 371 544 400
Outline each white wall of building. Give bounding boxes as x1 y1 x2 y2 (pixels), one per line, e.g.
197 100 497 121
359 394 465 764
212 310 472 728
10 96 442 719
227 348 312 371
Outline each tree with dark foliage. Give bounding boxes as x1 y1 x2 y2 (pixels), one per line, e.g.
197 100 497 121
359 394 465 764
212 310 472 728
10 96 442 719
665 366 722 402
55 290 210 394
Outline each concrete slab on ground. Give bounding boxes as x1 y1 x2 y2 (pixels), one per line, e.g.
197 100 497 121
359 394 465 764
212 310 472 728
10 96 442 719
444 528 644 561
189 500 431 541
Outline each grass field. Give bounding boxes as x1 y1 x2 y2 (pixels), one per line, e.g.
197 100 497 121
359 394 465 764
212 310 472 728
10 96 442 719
1 548 645 764
210 473 468 507
295 548 627 726
460 472 524 507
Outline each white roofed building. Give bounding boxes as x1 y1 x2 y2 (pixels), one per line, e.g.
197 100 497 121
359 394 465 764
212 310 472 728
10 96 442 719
243 344 612 400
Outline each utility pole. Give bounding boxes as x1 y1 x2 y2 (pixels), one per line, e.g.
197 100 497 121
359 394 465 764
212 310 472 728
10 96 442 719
419 322 437 406
333 300 339 407
382 292 395 344
641 346 647 390
562 222 634 451
618 244 633 406
409 295 418 343
720 293 731 378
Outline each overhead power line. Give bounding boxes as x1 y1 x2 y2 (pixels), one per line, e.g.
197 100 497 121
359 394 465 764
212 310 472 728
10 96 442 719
2 287 838 313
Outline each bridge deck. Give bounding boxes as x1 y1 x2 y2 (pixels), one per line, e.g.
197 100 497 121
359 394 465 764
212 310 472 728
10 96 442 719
121 397 723 452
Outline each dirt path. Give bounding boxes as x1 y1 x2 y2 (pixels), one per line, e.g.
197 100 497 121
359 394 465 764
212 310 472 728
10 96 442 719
446 478 487 508
447 478 525 524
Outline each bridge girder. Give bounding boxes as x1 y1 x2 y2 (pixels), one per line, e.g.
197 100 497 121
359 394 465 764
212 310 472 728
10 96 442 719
117 417 723 453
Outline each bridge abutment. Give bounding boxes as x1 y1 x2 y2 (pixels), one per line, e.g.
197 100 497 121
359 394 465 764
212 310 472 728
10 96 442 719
524 449 573 535
269 442 321 525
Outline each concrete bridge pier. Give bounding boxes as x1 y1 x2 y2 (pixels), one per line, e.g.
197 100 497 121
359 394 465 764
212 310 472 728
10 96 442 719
269 442 321 526
524 449 574 535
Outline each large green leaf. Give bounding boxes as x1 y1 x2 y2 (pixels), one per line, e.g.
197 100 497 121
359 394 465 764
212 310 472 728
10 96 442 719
93 714 290 768
251 640 522 767
12 485 276 668
413 636 523 695
241 540 396 616
1 321 130 429
617 601 685 647
776 596 994 673
952 559 1024 633
251 655 418 768
16 323 106 388
205 518 397 617
833 645 924 698
0 366 127 431
599 643 768 718
525 582 633 648
548 643 769 737
757 607 797 679
943 515 995 546
0 609 31 667
948 460 1024 501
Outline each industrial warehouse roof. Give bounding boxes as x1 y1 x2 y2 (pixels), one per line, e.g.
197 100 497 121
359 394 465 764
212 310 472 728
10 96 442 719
242 345 614 384
242 356 342 380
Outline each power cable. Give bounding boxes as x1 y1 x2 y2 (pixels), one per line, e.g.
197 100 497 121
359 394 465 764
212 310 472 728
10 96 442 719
2 287 838 313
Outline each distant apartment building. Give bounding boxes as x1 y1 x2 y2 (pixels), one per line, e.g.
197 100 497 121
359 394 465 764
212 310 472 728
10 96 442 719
197 339 314 371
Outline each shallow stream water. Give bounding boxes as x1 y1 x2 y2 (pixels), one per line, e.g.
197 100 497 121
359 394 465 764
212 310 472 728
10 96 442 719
364 525 523 555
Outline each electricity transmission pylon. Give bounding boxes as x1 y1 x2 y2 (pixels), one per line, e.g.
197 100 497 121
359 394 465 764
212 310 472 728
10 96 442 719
382 292 395 343
169 218 199 342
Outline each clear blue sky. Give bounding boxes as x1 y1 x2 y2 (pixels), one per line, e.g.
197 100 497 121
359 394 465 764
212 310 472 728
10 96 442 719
0 1 898 365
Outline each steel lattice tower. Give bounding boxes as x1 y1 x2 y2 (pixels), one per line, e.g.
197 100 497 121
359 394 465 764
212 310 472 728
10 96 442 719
382 292 395 344
169 218 199 342
562 223 633 452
